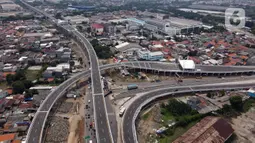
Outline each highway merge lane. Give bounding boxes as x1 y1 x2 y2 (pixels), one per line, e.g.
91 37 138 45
123 82 255 143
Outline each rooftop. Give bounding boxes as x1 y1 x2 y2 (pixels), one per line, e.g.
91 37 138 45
91 23 104 29
0 133 16 142
179 60 195 70
149 51 163 56
173 116 234 143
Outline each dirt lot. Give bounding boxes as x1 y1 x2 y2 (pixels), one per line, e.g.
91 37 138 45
137 104 162 143
107 70 175 83
231 107 255 143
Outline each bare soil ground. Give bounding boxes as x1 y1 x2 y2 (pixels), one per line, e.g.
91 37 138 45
137 104 162 143
231 108 255 143
68 115 82 143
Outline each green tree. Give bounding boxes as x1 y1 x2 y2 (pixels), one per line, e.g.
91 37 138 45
24 89 38 98
230 96 243 111
14 70 26 81
166 99 193 116
24 89 33 98
23 80 33 89
86 27 91 33
55 13 62 19
91 39 99 46
31 89 38 95
219 90 225 97
6 74 14 85
12 81 25 94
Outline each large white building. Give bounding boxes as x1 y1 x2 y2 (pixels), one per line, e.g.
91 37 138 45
144 19 171 33
137 48 164 61
64 15 89 25
178 59 196 71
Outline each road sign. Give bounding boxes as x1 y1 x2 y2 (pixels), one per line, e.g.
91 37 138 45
84 136 90 140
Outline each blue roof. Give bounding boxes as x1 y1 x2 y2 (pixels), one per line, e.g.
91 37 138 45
127 18 145 25
248 92 255 98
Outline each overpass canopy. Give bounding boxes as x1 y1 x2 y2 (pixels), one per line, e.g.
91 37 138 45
179 60 195 70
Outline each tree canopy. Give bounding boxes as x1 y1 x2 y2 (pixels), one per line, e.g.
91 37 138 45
165 99 194 116
230 96 243 111
90 39 113 59
12 81 25 94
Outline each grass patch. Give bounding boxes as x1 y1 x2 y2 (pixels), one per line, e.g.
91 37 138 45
159 121 199 143
26 70 40 81
243 98 255 112
0 81 8 89
142 112 150 120
161 108 174 123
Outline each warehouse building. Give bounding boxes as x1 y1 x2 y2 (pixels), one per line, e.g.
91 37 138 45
178 59 196 71
144 18 171 33
64 15 89 25
173 116 234 143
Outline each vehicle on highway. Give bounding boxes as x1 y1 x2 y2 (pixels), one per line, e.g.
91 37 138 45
127 84 138 90
119 107 126 117
196 76 202 79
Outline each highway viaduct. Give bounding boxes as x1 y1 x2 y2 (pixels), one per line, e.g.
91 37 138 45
18 1 255 143
25 61 255 143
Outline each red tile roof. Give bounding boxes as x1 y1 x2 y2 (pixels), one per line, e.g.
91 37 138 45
91 23 104 29
18 102 33 109
0 133 16 142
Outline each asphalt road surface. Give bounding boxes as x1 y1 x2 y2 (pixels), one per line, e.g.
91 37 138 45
26 112 47 143
122 81 255 143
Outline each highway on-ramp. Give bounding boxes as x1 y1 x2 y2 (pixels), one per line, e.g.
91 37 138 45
19 1 255 143
20 0 114 142
122 80 255 143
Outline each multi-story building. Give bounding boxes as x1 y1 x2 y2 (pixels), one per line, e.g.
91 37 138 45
91 23 104 36
137 48 163 61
